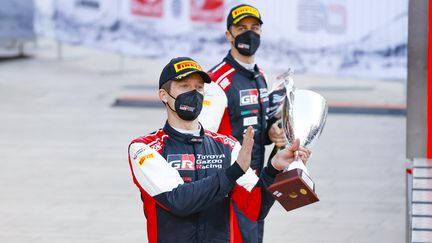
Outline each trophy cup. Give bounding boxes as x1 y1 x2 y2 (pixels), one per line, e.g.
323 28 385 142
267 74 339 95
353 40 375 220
267 71 328 212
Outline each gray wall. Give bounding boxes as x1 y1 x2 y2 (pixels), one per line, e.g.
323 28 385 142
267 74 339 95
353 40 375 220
406 0 429 158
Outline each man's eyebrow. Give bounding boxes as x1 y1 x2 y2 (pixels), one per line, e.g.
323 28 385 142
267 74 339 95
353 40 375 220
235 23 260 28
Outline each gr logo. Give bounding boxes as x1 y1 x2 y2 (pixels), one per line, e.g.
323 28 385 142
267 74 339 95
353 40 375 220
240 89 259 106
167 154 196 171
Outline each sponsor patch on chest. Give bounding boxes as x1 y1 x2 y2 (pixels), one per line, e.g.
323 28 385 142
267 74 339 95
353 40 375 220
167 154 196 170
259 88 269 103
240 89 259 106
243 116 258 126
196 154 225 169
167 153 227 171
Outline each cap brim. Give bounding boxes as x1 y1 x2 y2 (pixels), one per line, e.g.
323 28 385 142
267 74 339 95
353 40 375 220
233 14 263 25
174 70 211 84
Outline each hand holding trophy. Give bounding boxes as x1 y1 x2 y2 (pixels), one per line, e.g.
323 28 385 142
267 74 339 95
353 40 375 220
267 70 328 212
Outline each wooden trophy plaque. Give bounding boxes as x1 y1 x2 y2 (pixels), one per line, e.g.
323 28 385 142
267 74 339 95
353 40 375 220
267 168 319 211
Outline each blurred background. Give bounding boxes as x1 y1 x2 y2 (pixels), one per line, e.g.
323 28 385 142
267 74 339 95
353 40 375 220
0 0 413 243
3 0 407 79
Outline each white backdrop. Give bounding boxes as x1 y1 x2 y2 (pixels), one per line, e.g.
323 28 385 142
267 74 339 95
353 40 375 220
34 0 408 80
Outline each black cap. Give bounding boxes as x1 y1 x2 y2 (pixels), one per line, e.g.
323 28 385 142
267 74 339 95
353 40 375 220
226 4 263 30
159 57 211 89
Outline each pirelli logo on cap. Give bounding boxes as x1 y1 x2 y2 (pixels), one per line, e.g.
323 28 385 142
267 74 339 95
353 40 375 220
232 6 260 19
174 60 202 73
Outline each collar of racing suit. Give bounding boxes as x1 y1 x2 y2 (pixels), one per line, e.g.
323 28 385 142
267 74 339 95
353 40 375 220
225 51 262 80
163 121 204 144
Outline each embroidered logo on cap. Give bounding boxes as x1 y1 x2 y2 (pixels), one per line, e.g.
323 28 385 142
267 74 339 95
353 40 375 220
174 60 202 73
232 6 260 19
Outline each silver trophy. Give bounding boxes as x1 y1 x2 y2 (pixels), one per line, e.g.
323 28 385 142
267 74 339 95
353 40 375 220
268 70 328 212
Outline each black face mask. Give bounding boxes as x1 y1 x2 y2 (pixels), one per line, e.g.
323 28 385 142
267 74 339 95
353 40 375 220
167 90 203 121
232 30 261 56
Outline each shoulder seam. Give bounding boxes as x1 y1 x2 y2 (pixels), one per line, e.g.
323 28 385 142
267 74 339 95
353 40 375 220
204 130 237 149
131 129 166 145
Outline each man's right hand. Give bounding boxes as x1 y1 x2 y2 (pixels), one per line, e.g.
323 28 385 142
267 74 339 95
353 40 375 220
271 139 311 171
236 126 254 172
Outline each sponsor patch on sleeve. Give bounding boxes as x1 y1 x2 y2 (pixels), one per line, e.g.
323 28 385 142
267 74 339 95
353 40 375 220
138 153 155 166
203 100 212 106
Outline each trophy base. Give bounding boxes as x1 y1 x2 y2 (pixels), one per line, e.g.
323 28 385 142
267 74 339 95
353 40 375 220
267 168 319 212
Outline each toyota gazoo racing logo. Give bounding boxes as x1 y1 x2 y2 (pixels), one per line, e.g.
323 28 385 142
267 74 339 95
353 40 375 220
174 60 202 73
195 154 225 169
167 154 196 170
240 89 259 106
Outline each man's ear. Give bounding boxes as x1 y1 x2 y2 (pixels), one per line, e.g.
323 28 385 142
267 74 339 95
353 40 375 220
225 30 233 43
159 89 168 103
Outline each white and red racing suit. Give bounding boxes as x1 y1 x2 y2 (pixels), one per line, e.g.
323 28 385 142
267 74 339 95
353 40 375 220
128 122 279 243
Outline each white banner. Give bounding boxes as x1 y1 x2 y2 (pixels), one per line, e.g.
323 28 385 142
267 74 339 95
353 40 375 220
36 0 408 79
51 0 119 50
249 0 408 79
117 0 227 58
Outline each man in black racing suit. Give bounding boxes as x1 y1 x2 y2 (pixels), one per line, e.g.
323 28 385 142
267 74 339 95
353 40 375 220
128 57 310 243
199 4 288 243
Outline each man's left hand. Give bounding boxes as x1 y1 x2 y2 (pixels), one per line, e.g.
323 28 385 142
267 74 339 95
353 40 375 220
268 122 286 147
